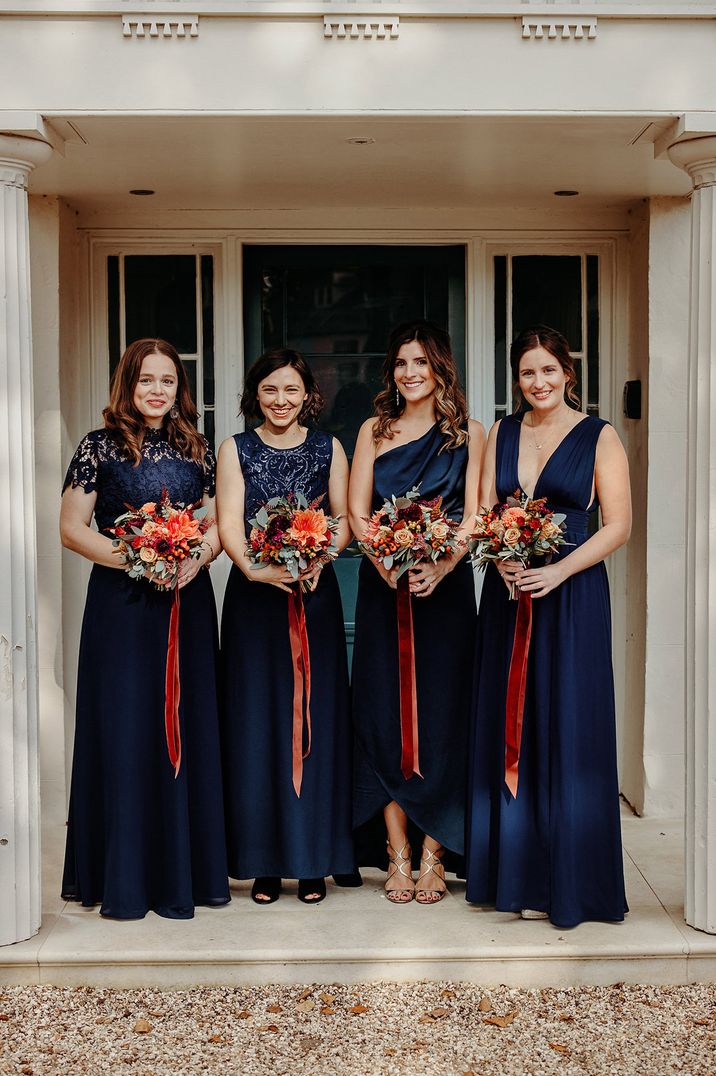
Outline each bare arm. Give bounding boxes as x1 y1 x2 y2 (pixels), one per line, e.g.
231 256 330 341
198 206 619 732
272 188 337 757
348 418 398 589
216 436 294 593
60 485 122 569
328 438 352 553
517 424 632 598
478 420 500 512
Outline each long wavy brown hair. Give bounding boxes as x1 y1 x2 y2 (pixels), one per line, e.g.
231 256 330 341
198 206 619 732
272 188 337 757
373 320 468 451
103 338 206 466
510 325 581 410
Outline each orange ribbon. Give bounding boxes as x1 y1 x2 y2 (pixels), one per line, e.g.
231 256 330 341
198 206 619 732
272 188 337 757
397 573 422 781
504 588 533 798
288 587 312 797
164 587 182 778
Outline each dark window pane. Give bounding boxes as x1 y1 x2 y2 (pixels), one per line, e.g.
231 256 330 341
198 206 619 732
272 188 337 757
512 255 582 351
203 409 215 451
587 255 600 412
108 256 120 379
182 359 197 404
201 255 215 407
494 255 507 409
124 255 197 353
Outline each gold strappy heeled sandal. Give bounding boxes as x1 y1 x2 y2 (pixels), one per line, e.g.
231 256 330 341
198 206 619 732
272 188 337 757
415 844 447 905
385 841 414 904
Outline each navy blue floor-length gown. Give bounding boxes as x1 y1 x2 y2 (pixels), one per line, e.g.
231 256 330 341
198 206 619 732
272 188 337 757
465 413 627 928
61 427 230 919
352 423 477 865
220 430 355 880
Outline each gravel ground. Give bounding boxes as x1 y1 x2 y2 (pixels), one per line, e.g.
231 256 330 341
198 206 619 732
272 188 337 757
1 982 714 1075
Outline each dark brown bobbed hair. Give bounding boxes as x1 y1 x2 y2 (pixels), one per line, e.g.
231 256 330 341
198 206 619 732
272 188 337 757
373 319 468 451
240 348 324 424
103 338 206 467
510 325 581 411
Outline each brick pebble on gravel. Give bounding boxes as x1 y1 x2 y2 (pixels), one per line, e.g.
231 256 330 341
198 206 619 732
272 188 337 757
1 982 714 1075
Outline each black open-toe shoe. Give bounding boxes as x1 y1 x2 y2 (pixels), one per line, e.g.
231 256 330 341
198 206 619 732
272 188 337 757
298 877 326 904
251 877 282 904
332 870 363 888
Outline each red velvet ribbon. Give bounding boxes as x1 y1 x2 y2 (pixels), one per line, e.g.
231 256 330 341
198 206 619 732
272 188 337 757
397 573 422 781
504 588 533 798
164 586 182 779
288 587 312 797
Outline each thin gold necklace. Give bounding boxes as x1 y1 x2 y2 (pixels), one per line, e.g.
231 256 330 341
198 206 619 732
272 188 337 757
525 410 572 451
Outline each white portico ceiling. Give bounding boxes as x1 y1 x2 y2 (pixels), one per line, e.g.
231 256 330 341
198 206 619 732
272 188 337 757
29 115 690 212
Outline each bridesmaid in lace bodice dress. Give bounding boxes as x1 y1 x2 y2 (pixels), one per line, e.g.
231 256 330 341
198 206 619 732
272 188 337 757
60 339 229 919
466 326 631 928
217 349 355 905
349 321 485 904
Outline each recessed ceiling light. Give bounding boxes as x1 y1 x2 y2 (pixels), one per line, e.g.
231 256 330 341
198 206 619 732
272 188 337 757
346 137 375 146
129 189 155 196
554 190 579 197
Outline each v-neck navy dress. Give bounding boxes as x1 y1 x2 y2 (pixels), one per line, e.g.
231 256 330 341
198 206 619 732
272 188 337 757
352 423 477 865
465 413 627 928
61 428 230 919
219 430 355 881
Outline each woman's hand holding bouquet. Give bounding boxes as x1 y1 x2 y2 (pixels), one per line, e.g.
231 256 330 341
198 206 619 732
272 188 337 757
246 493 340 592
111 492 212 590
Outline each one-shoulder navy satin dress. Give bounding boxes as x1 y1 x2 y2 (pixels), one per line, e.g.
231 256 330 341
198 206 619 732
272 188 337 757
220 430 355 880
466 414 627 928
352 423 477 865
61 428 230 919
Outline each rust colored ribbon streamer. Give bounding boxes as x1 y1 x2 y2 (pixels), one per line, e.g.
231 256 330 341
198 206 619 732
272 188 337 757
397 573 422 781
288 587 312 797
164 586 182 779
504 588 533 798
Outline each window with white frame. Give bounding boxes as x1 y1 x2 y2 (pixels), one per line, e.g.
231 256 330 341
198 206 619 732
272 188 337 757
493 253 600 421
107 253 216 446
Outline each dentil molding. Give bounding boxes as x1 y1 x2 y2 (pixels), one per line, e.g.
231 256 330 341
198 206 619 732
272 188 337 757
323 15 399 40
522 16 597 40
122 13 199 38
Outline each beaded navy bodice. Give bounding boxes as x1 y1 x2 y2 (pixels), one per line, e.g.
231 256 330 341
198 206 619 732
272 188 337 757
234 429 333 533
63 428 216 534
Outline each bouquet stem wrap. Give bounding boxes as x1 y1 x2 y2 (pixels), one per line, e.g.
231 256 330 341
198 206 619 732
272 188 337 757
397 574 422 781
504 588 532 798
288 587 312 797
164 587 182 779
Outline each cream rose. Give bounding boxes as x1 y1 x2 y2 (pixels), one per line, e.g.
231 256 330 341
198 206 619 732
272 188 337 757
139 545 158 563
541 520 561 540
394 528 415 547
431 521 449 541
503 526 521 547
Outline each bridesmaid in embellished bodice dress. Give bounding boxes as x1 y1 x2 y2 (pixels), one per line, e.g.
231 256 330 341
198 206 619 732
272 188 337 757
465 325 631 928
60 338 229 919
217 349 355 905
349 320 485 904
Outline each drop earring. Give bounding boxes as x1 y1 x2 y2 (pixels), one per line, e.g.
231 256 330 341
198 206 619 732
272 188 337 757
170 404 179 420
395 384 400 408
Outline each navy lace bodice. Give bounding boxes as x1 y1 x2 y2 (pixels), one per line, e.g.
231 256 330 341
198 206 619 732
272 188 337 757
234 429 333 532
63 428 216 533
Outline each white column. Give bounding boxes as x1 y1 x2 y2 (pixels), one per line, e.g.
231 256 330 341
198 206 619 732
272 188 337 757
0 132 52 946
668 135 716 934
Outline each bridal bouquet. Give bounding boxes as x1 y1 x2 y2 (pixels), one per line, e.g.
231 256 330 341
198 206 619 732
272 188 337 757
111 492 211 589
468 490 568 597
247 492 340 587
358 486 460 577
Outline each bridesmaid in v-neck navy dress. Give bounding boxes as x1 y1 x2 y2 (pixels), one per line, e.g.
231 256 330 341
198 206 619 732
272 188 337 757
466 325 632 928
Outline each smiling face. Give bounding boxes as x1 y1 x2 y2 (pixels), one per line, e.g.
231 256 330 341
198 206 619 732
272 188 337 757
393 340 436 405
132 351 179 428
256 363 308 430
517 346 569 414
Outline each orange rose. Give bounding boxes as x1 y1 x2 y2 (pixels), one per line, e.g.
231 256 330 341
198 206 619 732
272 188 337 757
139 502 157 514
